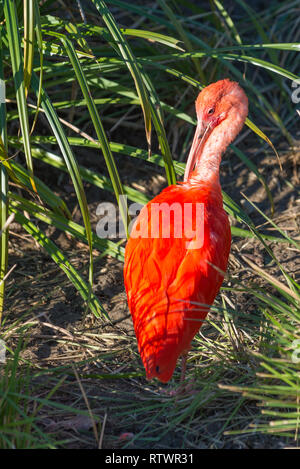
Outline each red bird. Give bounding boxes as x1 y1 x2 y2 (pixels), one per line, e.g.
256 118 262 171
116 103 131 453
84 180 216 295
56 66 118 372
124 79 248 383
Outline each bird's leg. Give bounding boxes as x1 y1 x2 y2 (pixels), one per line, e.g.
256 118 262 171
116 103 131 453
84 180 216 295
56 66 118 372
164 353 193 398
176 353 197 395
180 353 188 384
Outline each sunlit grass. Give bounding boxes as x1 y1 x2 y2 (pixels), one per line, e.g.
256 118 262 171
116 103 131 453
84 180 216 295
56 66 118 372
0 0 299 448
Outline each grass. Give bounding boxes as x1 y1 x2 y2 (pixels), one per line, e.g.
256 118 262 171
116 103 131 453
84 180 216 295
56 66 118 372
0 0 299 448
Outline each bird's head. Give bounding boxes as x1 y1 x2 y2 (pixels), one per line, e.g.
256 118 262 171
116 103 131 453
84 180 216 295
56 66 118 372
184 79 248 181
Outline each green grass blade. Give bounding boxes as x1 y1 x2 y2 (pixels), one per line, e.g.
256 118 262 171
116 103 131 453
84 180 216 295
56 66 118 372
141 71 177 187
4 0 36 191
233 0 278 64
0 167 8 325
222 190 254 227
30 145 149 206
23 0 35 98
64 22 94 56
231 144 274 215
59 34 130 237
41 34 95 59
9 193 125 262
157 0 205 83
10 208 108 318
92 0 177 185
211 51 297 81
30 71 94 287
20 133 186 182
138 48 300 82
9 158 71 218
0 37 8 324
92 0 152 152
213 0 243 45
245 118 282 170
42 15 185 51
30 0 43 134
119 27 184 51
241 194 300 251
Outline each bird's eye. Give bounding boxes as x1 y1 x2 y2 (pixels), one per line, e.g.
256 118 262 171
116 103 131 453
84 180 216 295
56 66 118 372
208 107 215 115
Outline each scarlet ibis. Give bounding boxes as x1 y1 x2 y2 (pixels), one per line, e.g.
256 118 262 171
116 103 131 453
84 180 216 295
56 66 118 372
124 79 248 383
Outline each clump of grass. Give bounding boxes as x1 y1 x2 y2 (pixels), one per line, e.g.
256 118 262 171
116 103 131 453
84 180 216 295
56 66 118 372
221 256 300 441
0 338 59 448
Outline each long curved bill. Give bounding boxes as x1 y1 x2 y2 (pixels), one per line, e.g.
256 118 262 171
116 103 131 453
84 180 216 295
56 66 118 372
184 120 213 182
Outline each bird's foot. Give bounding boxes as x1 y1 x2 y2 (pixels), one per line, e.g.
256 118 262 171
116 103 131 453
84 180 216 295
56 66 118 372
161 379 196 398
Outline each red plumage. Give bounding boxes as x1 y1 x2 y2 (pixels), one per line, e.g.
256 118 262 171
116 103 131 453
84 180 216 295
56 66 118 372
124 79 248 383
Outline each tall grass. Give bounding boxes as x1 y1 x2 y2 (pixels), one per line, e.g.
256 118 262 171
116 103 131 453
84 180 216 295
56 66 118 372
0 0 299 448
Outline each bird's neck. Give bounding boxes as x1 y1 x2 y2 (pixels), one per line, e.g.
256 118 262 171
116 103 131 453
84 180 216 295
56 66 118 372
187 134 226 190
188 113 243 188
188 145 222 188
